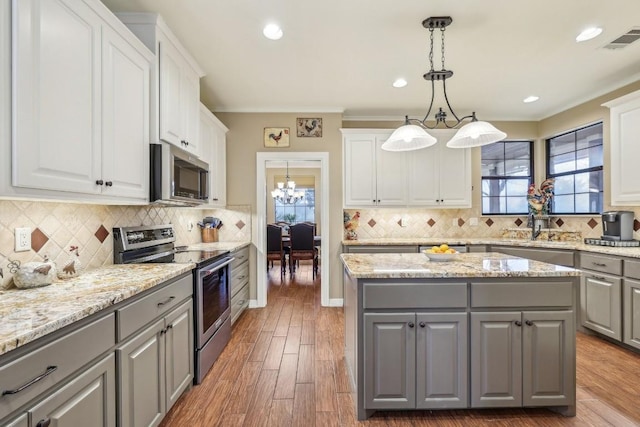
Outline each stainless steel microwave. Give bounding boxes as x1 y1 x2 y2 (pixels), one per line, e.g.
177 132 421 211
150 143 209 206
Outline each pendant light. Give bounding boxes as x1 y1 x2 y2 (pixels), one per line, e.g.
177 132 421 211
271 162 304 204
381 16 506 152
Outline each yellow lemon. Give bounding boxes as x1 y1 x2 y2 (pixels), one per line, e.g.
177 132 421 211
439 244 449 251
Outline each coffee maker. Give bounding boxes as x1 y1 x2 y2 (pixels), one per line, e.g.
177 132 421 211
601 211 634 241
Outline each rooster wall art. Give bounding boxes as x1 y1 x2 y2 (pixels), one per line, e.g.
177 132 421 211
527 178 554 216
264 127 290 147
297 118 323 137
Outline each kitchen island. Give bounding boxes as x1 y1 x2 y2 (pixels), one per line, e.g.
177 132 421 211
341 251 581 420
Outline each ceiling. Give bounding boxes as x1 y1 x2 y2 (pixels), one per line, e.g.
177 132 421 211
100 0 640 122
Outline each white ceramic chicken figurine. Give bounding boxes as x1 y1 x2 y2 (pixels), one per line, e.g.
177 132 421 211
57 245 83 279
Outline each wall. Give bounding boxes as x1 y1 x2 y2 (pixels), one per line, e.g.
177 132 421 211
0 201 250 289
215 112 343 301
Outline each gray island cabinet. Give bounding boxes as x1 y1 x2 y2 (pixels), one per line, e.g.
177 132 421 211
341 252 580 420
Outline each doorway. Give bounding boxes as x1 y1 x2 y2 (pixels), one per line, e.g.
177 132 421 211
255 152 329 307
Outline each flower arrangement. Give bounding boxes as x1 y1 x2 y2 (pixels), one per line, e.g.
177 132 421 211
527 178 554 216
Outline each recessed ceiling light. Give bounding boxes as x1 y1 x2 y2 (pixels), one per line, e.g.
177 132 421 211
263 23 283 40
393 78 408 88
523 95 539 103
576 27 603 42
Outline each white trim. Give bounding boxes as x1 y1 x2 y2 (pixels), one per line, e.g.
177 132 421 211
328 298 344 307
213 107 344 114
256 152 330 307
248 299 260 308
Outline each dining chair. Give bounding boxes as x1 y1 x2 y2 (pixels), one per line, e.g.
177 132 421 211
266 224 286 279
288 222 318 278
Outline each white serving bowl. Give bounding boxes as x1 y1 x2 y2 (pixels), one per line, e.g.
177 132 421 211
422 251 458 262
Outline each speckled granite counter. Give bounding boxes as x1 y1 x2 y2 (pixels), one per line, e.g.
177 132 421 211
342 237 640 258
341 251 580 279
0 263 194 356
178 241 250 252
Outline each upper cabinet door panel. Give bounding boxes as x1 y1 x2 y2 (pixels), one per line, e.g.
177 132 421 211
12 0 101 193
438 144 471 207
344 136 377 206
407 144 439 205
158 39 184 146
101 23 150 200
375 138 407 206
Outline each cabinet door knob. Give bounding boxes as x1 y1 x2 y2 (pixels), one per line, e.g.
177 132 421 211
105 181 113 187
36 419 51 427
408 322 415 328
419 321 426 328
514 320 522 327
525 320 533 326
95 179 104 185
181 140 187 146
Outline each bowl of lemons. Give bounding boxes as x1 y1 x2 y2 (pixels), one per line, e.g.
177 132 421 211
422 244 458 262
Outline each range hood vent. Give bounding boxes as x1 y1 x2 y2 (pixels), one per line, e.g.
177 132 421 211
603 28 640 50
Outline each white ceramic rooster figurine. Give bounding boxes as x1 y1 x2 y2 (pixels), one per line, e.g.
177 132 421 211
57 245 83 279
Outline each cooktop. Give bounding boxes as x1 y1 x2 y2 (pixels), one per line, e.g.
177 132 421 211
173 248 230 266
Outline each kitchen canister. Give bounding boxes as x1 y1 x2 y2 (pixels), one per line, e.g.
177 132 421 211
201 228 219 243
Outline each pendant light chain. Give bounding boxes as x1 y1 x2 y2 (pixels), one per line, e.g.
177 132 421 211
440 26 446 71
428 27 435 72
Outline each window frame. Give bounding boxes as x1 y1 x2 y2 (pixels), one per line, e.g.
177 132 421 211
545 122 603 215
481 140 534 215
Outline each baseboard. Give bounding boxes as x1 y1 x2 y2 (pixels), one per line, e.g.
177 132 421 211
248 299 259 308
328 298 343 307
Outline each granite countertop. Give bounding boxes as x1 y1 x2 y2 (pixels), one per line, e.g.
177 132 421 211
179 241 250 252
341 252 581 279
342 237 640 258
0 263 194 357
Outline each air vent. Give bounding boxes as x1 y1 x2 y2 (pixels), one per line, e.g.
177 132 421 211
603 28 640 50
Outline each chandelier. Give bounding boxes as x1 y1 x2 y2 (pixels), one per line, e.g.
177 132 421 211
381 16 506 152
271 162 304 204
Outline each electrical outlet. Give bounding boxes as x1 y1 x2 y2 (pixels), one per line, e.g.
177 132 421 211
15 227 31 252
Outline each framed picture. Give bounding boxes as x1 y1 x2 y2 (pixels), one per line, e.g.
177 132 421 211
296 118 322 137
264 127 290 147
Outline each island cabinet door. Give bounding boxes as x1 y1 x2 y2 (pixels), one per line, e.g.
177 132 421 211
415 313 468 409
624 279 640 350
522 311 574 407
364 313 415 409
470 312 522 408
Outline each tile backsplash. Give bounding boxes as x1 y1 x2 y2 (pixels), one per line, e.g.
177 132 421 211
0 200 251 289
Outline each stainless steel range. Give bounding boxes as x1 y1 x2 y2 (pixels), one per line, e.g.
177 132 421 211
113 224 233 384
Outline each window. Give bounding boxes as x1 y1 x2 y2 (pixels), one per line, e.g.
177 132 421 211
546 123 603 214
481 141 533 215
275 188 315 224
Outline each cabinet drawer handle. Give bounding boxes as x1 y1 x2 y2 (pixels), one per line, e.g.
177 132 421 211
157 296 176 307
237 299 245 306
166 324 173 330
95 179 104 185
2 365 57 396
408 322 415 328
592 275 606 281
237 275 246 281
514 320 522 327
419 321 426 328
36 419 51 427
592 262 607 267
525 320 533 326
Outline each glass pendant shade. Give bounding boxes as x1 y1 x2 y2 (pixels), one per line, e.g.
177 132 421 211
446 120 507 148
381 124 437 152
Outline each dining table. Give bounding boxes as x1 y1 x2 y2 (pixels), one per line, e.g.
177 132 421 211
281 235 321 247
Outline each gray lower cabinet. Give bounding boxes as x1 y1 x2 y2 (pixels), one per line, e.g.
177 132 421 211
491 245 575 267
4 414 27 427
30 354 116 427
364 312 468 410
230 246 250 324
471 311 574 408
623 278 640 350
117 300 193 427
580 271 622 340
344 245 419 253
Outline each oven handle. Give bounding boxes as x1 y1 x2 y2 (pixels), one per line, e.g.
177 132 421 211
199 257 234 275
124 250 176 264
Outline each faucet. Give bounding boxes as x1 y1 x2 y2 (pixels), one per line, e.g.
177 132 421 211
529 213 541 240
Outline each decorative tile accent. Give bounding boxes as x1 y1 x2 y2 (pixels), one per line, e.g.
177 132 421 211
587 218 598 229
368 219 376 228
31 228 49 253
457 218 465 227
635 219 640 232
397 219 402 227
427 218 436 227
513 218 522 227
94 225 109 243
235 220 245 230
555 218 565 227
485 218 494 227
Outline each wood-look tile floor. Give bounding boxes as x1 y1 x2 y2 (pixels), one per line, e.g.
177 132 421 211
160 261 640 426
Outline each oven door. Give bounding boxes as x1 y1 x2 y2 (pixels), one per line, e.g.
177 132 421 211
196 257 233 348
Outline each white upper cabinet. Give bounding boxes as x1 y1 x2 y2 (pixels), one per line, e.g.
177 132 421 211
342 129 471 208
11 0 152 202
343 131 407 207
116 13 205 158
603 89 640 206
199 104 228 207
408 129 471 208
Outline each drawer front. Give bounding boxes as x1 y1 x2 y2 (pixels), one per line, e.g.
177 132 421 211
231 263 249 297
624 258 640 280
363 282 467 309
231 284 250 324
117 274 193 341
580 253 622 276
0 314 115 420
492 246 575 267
231 246 249 269
471 280 574 308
